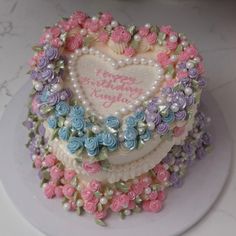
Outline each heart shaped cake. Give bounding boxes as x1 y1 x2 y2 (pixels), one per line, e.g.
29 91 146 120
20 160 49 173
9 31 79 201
24 10 211 224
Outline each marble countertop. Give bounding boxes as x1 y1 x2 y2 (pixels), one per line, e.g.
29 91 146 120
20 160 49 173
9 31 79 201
0 0 235 235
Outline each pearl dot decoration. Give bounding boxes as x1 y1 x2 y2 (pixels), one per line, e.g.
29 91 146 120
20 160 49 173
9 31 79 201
68 47 165 119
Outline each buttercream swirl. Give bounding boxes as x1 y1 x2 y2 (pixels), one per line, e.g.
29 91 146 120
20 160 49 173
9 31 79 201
105 116 120 129
67 136 83 154
55 101 70 116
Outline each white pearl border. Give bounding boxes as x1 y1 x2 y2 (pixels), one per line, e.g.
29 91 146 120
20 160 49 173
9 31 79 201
68 47 165 119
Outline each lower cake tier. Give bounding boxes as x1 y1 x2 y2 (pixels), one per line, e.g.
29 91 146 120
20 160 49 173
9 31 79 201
26 111 211 225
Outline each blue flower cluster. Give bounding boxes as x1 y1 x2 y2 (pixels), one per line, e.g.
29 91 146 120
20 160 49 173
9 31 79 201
123 110 151 150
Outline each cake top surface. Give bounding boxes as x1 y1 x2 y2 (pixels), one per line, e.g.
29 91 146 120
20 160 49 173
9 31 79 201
28 10 206 172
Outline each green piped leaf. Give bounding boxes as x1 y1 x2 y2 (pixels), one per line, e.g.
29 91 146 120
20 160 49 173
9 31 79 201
133 206 141 213
127 25 137 35
32 45 44 52
115 182 129 193
98 147 108 161
94 191 102 198
76 207 82 216
97 202 103 212
101 160 111 171
51 128 59 140
150 25 159 33
58 117 65 128
76 147 84 156
60 32 67 42
130 39 140 50
83 36 95 47
95 219 107 227
39 104 54 115
119 211 126 219
41 170 50 180
175 44 183 54
166 64 175 76
158 32 166 41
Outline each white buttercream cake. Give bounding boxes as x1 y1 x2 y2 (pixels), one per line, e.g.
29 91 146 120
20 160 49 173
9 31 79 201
24 10 211 224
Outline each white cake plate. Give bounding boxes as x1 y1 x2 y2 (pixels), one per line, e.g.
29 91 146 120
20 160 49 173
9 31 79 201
0 82 232 236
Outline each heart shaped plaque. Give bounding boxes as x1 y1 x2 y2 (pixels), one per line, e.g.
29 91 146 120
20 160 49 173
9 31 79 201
68 48 164 118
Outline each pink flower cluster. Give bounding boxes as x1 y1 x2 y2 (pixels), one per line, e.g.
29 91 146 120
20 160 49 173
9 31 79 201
153 164 170 183
65 33 83 52
81 180 107 219
110 193 130 212
111 26 131 43
39 26 63 48
178 44 198 62
156 52 171 68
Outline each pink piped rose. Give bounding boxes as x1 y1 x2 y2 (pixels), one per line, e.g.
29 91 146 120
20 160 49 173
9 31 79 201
95 210 108 219
160 25 172 35
50 165 64 181
62 184 75 198
67 18 79 29
138 26 149 37
49 26 61 38
71 10 87 25
149 191 158 200
81 188 94 201
88 180 102 192
156 52 170 68
64 169 76 181
167 41 178 50
178 51 189 62
118 194 130 208
140 176 152 188
157 190 167 201
57 19 71 32
98 31 109 43
154 164 170 183
132 182 144 195
51 38 63 48
84 198 98 213
65 34 83 52
82 161 101 174
124 47 135 57
88 19 100 32
165 79 176 88
34 156 42 169
111 26 131 43
146 32 157 45
173 126 185 137
68 200 77 211
149 199 163 212
55 186 64 198
127 191 136 200
128 200 136 210
44 182 56 199
100 12 113 26
185 44 198 58
44 154 57 168
176 70 188 80
142 199 163 213
110 197 122 212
